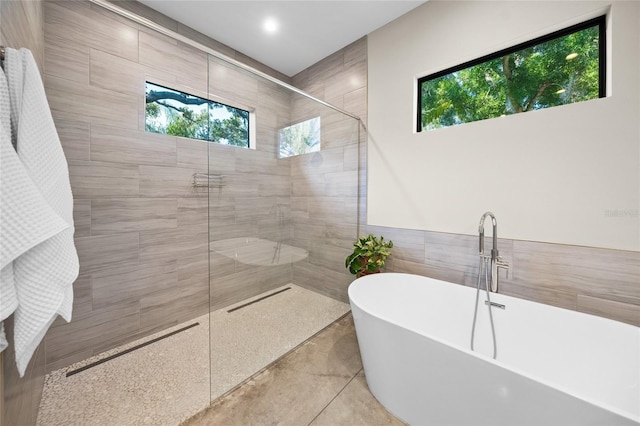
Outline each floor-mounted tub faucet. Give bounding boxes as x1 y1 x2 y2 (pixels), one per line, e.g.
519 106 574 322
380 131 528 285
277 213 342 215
472 212 510 359
478 212 509 293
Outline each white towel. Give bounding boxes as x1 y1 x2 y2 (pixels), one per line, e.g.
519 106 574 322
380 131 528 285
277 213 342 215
0 66 67 354
2 48 79 376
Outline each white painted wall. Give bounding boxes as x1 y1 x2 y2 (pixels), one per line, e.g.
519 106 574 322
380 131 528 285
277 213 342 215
367 0 640 251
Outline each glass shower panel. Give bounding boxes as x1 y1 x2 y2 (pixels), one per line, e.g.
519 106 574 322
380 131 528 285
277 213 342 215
287 93 361 302
207 56 360 402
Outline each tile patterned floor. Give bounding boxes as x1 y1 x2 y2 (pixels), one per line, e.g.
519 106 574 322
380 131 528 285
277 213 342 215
184 314 405 426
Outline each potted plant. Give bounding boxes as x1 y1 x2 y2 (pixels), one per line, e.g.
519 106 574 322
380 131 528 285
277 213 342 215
345 234 394 277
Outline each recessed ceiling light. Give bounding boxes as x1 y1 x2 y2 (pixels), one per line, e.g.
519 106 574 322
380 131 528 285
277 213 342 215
263 17 279 34
565 52 579 60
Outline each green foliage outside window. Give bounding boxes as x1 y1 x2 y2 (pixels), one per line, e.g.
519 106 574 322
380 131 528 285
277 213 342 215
145 82 250 147
278 117 321 158
419 17 604 131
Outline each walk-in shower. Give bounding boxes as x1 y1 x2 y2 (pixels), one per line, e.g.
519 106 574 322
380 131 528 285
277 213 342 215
33 0 362 423
205 54 361 402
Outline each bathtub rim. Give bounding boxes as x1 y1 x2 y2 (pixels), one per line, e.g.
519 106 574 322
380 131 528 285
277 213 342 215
349 272 640 424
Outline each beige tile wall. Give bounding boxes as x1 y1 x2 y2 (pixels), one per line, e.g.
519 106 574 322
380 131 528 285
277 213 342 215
41 0 296 373
1 1 47 424
290 39 365 303
0 0 45 70
373 226 640 326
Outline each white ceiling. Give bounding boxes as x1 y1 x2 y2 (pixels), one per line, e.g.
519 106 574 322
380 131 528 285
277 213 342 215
138 1 426 77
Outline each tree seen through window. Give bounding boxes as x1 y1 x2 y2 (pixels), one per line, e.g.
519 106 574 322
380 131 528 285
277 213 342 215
418 16 605 131
145 82 250 147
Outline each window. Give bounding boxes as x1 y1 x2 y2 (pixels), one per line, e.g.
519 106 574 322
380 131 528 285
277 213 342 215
145 82 251 148
278 117 321 158
417 16 605 132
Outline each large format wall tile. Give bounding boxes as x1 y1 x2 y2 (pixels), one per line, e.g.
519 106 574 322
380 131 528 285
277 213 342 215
91 198 178 234
44 302 141 368
209 269 263 311
89 48 143 96
54 116 91 162
139 165 202 198
177 193 208 227
74 233 140 274
45 75 139 130
209 265 292 311
139 223 208 263
65 274 93 320
293 262 353 304
45 1 138 63
72 199 91 237
343 87 367 122
68 160 139 198
512 240 640 304
289 39 364 302
500 279 578 311
235 149 289 176
177 138 208 169
44 32 90 84
139 31 207 94
208 143 237 173
91 125 177 166
1 0 45 69
366 224 639 326
139 280 209 332
290 148 344 176
324 61 367 101
178 253 209 286
209 59 259 106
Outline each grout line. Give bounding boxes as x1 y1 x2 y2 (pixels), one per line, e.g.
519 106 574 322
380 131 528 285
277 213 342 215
307 367 364 426
65 322 200 377
226 286 291 313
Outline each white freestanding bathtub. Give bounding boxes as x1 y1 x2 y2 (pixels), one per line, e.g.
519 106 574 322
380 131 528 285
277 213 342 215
349 273 640 426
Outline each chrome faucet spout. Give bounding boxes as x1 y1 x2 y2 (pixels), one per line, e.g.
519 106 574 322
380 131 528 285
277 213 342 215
478 212 507 293
478 211 497 258
472 212 509 359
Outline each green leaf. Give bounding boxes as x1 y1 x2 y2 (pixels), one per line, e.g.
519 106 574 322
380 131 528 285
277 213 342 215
345 234 394 276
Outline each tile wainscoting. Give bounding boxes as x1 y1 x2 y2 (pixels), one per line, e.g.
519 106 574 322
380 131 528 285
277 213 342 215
365 225 640 327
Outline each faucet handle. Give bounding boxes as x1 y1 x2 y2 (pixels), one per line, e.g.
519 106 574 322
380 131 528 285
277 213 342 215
496 256 510 279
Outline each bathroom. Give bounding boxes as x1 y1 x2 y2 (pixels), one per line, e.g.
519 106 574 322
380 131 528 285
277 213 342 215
1 0 638 425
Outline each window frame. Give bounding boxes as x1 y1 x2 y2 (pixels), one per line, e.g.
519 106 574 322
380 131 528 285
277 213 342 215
416 15 606 132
